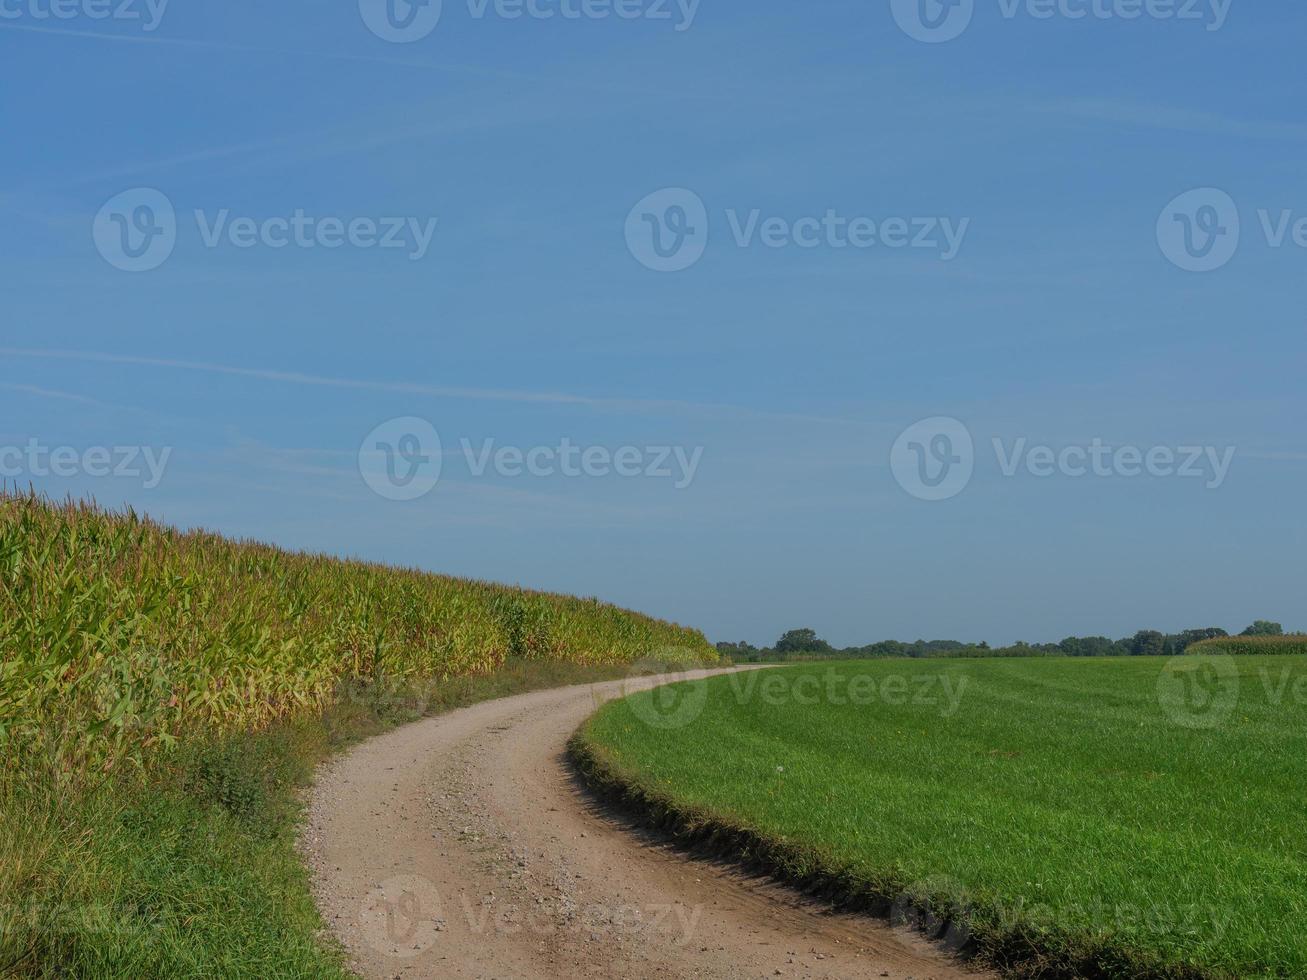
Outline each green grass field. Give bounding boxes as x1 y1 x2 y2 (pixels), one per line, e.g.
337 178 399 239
573 657 1307 979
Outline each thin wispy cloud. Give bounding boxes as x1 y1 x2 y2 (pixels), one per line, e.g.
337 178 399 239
0 21 553 79
0 382 104 406
1041 98 1307 142
0 22 726 102
196 444 689 529
1239 450 1307 462
0 348 880 429
7 71 677 195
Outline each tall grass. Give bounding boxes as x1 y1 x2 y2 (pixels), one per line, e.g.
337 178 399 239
1187 635 1307 656
1 660 652 977
0 491 714 771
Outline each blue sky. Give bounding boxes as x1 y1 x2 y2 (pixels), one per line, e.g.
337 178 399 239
2 0 1304 647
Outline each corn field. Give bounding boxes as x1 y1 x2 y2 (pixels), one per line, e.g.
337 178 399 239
1187 635 1307 657
0 492 715 769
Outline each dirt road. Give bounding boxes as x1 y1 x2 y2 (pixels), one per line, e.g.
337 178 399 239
302 668 989 979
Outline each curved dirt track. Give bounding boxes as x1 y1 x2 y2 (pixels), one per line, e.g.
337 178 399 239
302 668 991 980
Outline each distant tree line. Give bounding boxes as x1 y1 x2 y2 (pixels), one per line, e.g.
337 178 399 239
716 621 1292 663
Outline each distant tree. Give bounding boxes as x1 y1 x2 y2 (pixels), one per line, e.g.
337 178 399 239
1131 630 1167 657
1241 621 1284 637
921 640 967 653
860 640 907 658
1172 627 1229 653
775 628 831 655
1060 636 1121 657
737 625 1272 663
716 640 762 662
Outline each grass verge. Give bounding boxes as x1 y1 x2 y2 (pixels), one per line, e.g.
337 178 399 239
1 660 651 978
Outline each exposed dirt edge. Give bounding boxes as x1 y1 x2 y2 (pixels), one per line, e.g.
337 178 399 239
567 727 1221 980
